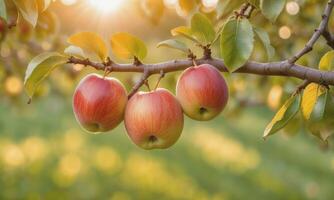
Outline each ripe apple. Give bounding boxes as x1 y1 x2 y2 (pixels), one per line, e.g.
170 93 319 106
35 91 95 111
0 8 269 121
73 74 128 133
176 64 229 121
124 88 184 150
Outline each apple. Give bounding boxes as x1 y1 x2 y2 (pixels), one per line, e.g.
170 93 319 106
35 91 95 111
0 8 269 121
176 64 229 121
124 88 184 150
73 74 128 133
0 19 5 33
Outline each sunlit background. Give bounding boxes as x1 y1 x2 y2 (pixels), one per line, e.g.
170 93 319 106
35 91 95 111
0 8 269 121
1 0 334 199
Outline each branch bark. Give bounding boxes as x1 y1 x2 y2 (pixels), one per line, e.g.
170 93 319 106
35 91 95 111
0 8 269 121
68 57 334 86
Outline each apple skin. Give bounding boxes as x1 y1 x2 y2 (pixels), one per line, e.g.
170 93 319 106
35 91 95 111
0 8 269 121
176 64 229 121
73 74 128 133
124 88 184 150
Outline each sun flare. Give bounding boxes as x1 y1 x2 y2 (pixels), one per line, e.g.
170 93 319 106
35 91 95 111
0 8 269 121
88 0 123 13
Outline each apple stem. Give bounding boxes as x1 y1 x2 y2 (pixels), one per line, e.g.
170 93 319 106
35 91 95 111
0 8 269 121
144 80 151 92
192 59 198 67
154 70 165 90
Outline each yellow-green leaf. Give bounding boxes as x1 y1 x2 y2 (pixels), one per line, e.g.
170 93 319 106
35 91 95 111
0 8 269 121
191 13 216 44
0 0 7 21
157 39 188 53
301 83 326 120
110 32 147 61
24 52 67 102
264 93 302 139
171 26 199 43
319 50 334 71
13 0 38 27
68 32 108 61
178 0 196 16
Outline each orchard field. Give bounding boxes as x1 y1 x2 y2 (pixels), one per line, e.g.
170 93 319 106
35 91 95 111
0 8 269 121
1 0 334 199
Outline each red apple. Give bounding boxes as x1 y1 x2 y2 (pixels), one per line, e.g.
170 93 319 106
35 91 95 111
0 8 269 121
124 88 184 150
73 74 128 133
176 64 229 121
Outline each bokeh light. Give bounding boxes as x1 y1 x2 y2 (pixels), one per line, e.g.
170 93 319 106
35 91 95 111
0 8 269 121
164 0 178 9
279 26 292 39
4 76 23 96
286 1 300 15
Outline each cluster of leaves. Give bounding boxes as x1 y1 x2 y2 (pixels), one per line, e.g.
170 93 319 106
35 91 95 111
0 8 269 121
265 51 334 144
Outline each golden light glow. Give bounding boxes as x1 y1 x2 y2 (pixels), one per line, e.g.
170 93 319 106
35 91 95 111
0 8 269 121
164 0 178 8
5 76 23 96
61 0 77 6
279 26 292 39
88 0 123 13
202 0 219 8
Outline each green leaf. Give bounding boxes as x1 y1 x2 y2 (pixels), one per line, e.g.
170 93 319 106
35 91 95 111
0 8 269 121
110 32 147 61
64 45 85 59
191 13 216 44
68 32 108 61
264 93 302 139
0 0 7 21
171 26 199 43
24 52 67 102
301 83 327 121
260 0 286 22
157 39 188 53
319 50 334 71
220 18 254 71
254 27 275 61
216 0 244 20
13 0 38 27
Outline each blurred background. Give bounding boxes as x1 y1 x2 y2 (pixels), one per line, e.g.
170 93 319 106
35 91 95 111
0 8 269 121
1 0 334 199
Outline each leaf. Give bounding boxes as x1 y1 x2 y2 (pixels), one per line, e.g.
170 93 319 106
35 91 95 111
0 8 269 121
12 0 38 27
264 93 302 139
157 39 188 53
319 50 334 71
110 32 147 61
0 0 7 21
191 13 216 44
139 0 164 25
68 32 108 61
178 0 196 16
301 83 327 121
171 26 199 43
64 45 85 59
260 0 286 22
24 52 67 101
220 18 254 71
216 0 243 19
254 27 275 61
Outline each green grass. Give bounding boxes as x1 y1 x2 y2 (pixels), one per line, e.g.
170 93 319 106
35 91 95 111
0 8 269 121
0 97 333 200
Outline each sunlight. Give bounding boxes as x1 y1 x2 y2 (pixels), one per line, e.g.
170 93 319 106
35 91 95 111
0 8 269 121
88 0 123 13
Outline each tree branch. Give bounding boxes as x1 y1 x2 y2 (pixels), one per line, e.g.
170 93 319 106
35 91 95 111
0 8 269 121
288 0 334 63
68 57 334 87
322 30 334 49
